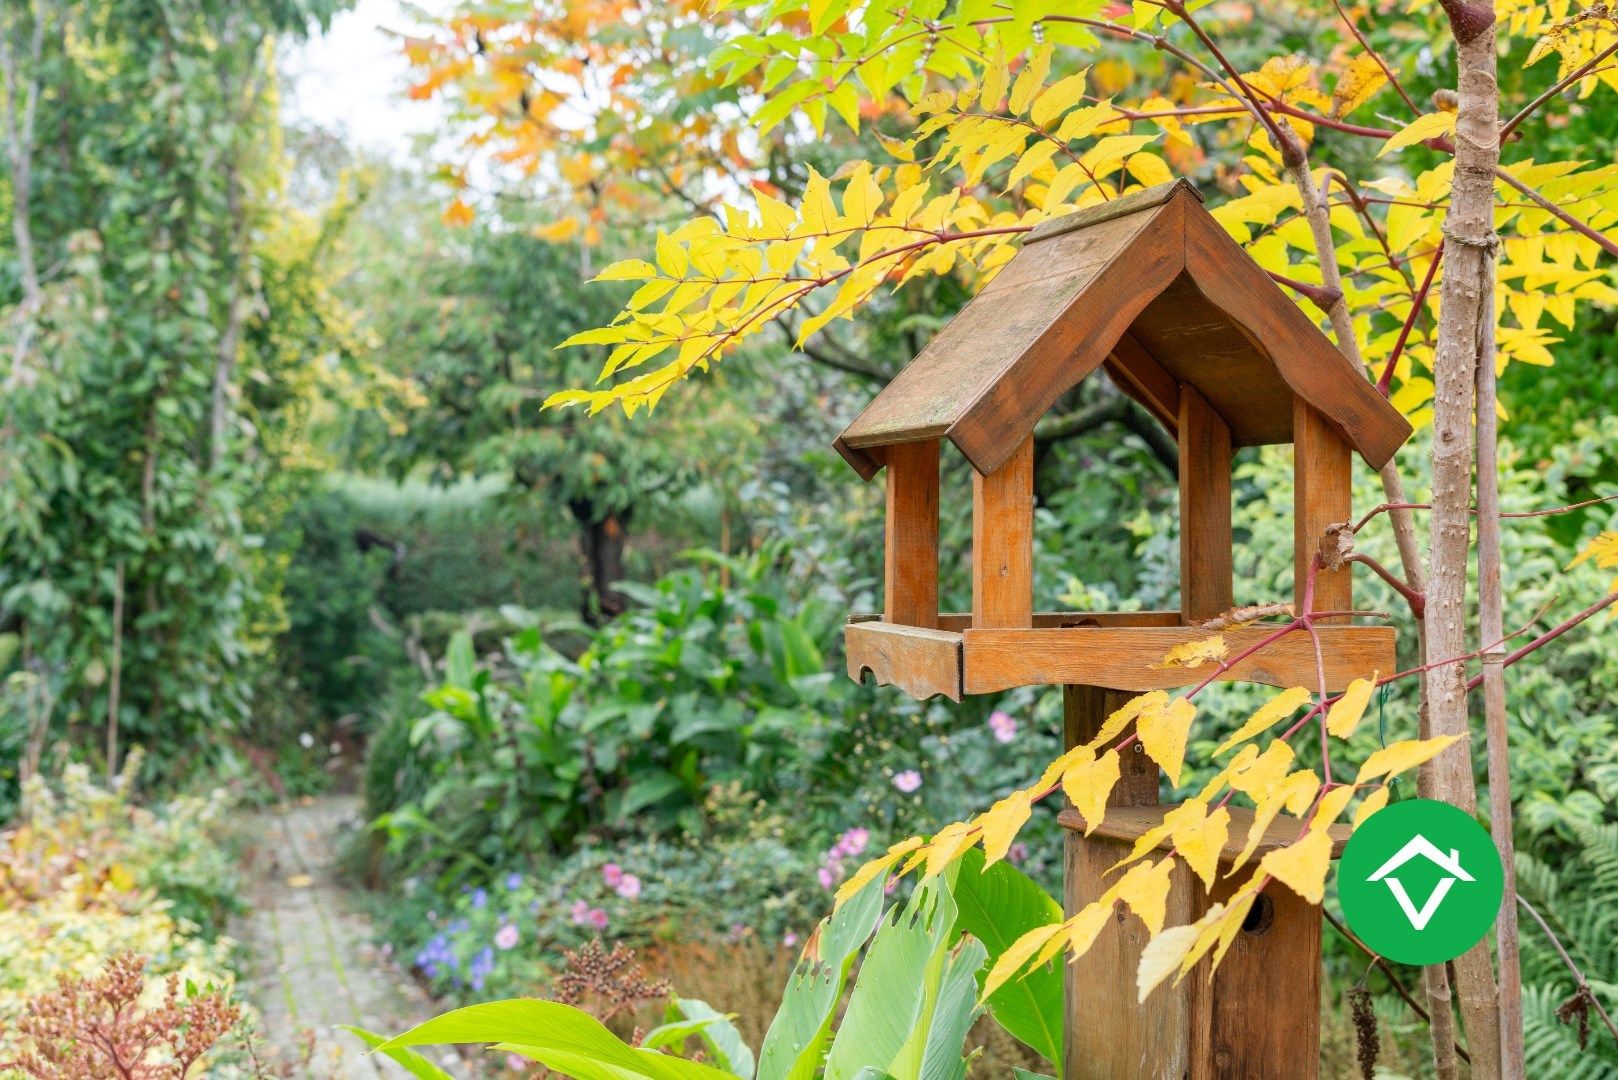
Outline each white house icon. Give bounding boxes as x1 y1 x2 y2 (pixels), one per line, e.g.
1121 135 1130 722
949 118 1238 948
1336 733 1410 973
1366 835 1475 931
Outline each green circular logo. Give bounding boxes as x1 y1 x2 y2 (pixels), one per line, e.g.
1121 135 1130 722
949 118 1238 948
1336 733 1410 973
1338 798 1503 965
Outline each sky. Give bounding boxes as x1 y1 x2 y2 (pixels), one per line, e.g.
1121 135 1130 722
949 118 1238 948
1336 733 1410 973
280 0 453 163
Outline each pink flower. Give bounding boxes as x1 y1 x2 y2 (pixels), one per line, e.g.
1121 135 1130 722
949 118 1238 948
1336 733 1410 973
893 770 923 793
601 863 623 887
495 923 521 950
1007 841 1029 865
570 899 591 925
783 931 800 948
614 873 642 900
817 866 837 890
835 828 869 858
988 710 1018 744
587 908 609 931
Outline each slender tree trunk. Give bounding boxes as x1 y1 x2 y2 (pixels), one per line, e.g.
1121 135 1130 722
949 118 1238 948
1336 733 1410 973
1424 1 1504 1074
1284 155 1461 1073
1475 288 1526 1077
106 559 125 781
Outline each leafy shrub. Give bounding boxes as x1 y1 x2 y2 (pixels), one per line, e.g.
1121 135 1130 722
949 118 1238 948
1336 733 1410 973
0 754 240 1062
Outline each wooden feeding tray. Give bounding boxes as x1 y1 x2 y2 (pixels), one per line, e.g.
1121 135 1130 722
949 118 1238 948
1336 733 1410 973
845 611 1395 702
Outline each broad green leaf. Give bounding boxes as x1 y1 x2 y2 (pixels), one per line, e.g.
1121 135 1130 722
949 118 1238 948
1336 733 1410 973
667 999 756 1080
825 878 957 1079
757 873 887 1080
340 1026 456 1080
950 849 1062 1065
378 1001 734 1080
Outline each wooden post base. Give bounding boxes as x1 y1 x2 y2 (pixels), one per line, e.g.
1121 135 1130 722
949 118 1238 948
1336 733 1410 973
1062 685 1324 1080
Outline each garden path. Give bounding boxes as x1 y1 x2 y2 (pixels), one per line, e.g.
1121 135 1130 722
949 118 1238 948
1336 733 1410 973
236 796 442 1078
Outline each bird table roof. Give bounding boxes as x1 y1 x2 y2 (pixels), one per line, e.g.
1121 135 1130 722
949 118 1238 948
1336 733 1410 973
834 179 1411 480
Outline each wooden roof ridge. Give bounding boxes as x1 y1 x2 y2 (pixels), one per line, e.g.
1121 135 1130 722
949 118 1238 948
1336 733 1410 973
833 179 1411 481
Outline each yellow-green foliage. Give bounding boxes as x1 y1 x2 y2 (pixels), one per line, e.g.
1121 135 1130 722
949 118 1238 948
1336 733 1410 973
0 754 237 1057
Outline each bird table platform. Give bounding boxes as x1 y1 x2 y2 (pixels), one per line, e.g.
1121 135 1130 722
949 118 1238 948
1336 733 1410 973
832 179 1415 1080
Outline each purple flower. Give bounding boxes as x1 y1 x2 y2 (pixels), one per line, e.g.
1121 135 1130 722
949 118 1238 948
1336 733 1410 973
505 872 523 891
614 873 642 900
469 946 495 991
601 863 623 887
494 923 520 951
988 710 1018 744
471 888 488 910
893 770 923 793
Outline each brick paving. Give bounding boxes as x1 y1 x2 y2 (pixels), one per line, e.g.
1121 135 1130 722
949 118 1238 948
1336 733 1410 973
236 797 450 1078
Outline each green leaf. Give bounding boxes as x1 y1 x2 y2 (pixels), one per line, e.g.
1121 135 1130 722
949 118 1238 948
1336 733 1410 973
377 1001 734 1080
668 999 756 1080
757 873 887 1080
949 849 1062 1065
825 878 961 1080
340 1026 457 1080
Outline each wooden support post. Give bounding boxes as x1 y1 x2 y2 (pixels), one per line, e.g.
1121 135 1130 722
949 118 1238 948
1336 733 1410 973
972 434 1033 628
1063 684 1326 1080
1293 400 1353 622
883 439 939 628
1064 685 1187 1079
1177 385 1233 625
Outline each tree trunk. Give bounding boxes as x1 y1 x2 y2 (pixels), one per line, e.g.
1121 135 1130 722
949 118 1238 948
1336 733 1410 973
571 499 633 622
1476 285 1526 1077
1424 1 1504 1074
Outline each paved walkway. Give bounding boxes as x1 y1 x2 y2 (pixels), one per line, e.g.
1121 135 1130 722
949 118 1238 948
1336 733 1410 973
236 796 444 1078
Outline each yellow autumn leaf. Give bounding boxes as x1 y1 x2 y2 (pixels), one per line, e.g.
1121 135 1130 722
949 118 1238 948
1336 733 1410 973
1063 750 1121 835
1311 785 1356 828
1569 531 1618 595
1175 805 1232 889
1377 112 1456 157
1009 44 1053 115
1355 734 1464 784
1087 690 1167 750
980 48 1010 111
1030 70 1089 128
1230 768 1319 873
1137 923 1201 1002
1126 152 1174 188
1198 885 1262 973
982 922 1063 999
1214 687 1312 755
1115 856 1176 934
924 820 978 878
1353 785 1391 829
1138 695 1196 785
1216 689 1307 757
1258 826 1334 904
835 837 923 906
1197 744 1258 801
1326 675 1377 739
1030 898 1117 972
1330 52 1387 119
1154 634 1227 670
978 789 1034 867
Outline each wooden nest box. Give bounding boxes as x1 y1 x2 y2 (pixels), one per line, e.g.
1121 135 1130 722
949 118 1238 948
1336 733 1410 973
835 179 1413 1079
837 179 1410 702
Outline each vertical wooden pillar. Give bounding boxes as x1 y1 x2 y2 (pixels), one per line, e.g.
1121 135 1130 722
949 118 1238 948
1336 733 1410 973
972 434 1034 628
883 439 939 628
1178 386 1234 625
1063 685 1188 1080
1293 400 1353 622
